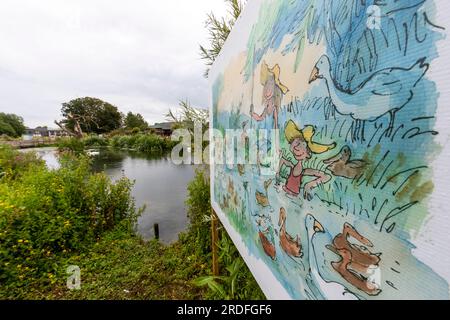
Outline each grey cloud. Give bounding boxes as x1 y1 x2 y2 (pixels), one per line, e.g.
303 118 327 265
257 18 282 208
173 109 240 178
0 0 226 127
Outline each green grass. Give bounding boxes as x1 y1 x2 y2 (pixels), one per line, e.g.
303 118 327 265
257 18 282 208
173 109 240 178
0 146 265 300
57 133 176 156
35 225 209 300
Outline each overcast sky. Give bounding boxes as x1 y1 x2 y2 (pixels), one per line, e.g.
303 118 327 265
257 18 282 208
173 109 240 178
0 0 227 128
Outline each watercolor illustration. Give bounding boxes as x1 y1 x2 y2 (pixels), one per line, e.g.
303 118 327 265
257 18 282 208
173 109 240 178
210 0 449 299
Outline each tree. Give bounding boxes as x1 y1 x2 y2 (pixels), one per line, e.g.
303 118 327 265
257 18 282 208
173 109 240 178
55 97 123 136
124 112 149 130
0 113 26 138
96 103 124 133
166 100 209 134
199 0 245 77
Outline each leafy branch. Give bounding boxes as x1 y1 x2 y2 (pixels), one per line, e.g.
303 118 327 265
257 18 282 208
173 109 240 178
199 0 246 77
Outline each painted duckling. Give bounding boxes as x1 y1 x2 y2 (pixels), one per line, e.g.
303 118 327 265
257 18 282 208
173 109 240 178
305 214 358 300
329 248 382 296
257 219 276 260
278 207 302 257
323 146 366 179
255 179 273 207
331 223 381 271
237 164 245 176
259 231 276 260
227 178 234 194
327 223 382 296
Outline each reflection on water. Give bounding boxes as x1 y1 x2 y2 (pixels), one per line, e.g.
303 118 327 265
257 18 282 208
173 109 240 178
91 149 195 244
21 147 60 170
24 147 195 244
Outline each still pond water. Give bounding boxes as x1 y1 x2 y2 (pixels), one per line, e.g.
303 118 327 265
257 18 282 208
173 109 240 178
26 147 196 244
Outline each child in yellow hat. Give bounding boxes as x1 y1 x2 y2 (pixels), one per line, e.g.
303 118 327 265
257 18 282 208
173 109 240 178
250 61 289 130
277 120 335 199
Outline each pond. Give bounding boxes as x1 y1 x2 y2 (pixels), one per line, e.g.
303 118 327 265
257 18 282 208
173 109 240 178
23 147 196 244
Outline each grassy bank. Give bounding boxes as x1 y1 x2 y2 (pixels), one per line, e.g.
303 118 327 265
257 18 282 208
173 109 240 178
0 144 264 300
56 133 176 155
0 145 137 298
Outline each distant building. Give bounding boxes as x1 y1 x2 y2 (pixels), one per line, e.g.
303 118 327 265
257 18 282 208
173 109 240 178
23 126 69 140
149 122 176 137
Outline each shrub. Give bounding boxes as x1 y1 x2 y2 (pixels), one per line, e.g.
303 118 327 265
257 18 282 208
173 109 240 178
0 151 136 294
185 168 211 255
83 135 108 147
135 134 161 153
106 128 130 138
194 233 265 300
0 144 44 179
0 135 17 142
109 133 174 154
57 137 86 154
131 127 141 135
186 167 265 300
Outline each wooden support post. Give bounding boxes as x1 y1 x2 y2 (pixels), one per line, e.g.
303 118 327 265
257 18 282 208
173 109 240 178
153 223 159 240
211 208 219 276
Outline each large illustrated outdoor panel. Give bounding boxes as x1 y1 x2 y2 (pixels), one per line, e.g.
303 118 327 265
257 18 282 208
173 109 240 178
209 0 450 299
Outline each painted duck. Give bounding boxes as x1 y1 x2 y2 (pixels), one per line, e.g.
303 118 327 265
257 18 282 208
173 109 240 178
331 223 381 269
259 231 276 260
327 223 382 296
255 179 273 207
278 208 302 257
227 178 234 194
237 164 245 176
309 54 429 137
323 146 366 179
305 214 358 300
257 219 276 260
222 195 229 209
328 248 381 296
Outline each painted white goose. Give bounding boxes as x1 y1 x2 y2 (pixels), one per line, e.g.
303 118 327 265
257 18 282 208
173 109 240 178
309 55 429 138
304 214 358 300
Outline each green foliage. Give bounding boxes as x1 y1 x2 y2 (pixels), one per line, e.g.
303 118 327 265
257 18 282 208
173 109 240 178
110 133 175 154
199 0 245 77
124 112 149 131
0 144 44 179
131 127 141 135
57 137 86 154
195 2 264 298
186 169 265 300
17 227 209 300
0 113 26 138
185 169 212 255
0 135 17 141
83 135 108 147
57 133 175 156
105 128 132 137
58 97 123 135
0 149 136 296
166 100 209 134
195 233 265 300
0 145 263 300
